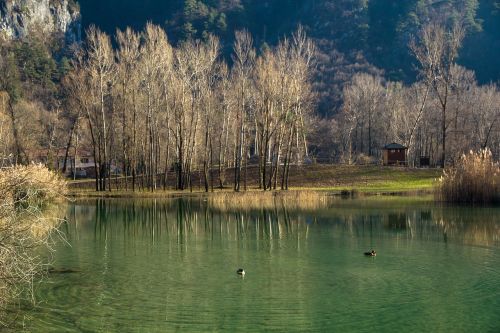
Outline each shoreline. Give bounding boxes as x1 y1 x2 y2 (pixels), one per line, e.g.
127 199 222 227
68 187 436 199
67 165 441 199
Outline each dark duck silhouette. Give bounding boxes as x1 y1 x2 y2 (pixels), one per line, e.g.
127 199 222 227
364 250 376 257
236 268 245 276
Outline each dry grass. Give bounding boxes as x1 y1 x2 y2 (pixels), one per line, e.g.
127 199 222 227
207 190 331 211
0 164 67 325
437 149 500 204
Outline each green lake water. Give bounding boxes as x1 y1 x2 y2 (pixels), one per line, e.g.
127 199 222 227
11 198 500 332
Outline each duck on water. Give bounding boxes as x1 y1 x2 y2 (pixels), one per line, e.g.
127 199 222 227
364 250 376 257
237 268 245 276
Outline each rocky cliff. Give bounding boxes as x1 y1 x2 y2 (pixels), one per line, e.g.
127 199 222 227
0 0 80 42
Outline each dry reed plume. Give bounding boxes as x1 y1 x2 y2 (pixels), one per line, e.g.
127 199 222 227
437 149 500 204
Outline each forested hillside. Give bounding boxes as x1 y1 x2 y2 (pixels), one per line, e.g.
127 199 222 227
78 0 500 88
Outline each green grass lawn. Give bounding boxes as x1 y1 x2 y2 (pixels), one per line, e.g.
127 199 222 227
290 165 441 193
307 176 437 193
68 165 443 197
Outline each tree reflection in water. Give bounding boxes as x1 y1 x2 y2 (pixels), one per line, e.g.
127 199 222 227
65 198 500 248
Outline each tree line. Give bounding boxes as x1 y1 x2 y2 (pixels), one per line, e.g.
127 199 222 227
0 20 499 193
336 22 500 168
79 0 500 91
64 24 315 192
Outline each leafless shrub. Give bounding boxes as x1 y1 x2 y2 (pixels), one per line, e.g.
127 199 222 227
0 164 67 326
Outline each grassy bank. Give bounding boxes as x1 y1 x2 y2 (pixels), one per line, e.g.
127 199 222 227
68 165 441 197
290 165 440 193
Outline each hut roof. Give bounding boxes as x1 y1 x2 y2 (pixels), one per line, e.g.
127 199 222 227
383 143 407 150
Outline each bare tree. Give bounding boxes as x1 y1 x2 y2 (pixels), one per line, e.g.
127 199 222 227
138 23 173 191
282 26 315 189
116 27 140 190
410 22 465 168
84 26 116 190
341 73 384 160
231 30 255 191
469 84 500 151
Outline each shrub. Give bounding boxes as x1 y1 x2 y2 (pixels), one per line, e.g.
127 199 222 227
437 149 500 204
0 164 67 321
0 163 67 209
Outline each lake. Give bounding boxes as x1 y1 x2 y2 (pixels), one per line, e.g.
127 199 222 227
12 197 500 332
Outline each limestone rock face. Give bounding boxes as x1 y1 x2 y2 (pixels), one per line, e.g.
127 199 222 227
0 0 81 42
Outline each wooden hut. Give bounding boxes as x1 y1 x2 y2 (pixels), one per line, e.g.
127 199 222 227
382 143 408 166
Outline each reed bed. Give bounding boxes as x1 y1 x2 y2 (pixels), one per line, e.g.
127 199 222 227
207 190 331 211
0 164 67 324
437 149 500 204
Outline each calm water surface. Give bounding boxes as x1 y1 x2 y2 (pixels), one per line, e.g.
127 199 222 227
12 198 500 332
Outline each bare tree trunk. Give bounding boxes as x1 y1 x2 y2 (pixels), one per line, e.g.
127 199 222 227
441 105 446 168
132 93 137 192
62 114 79 174
7 100 25 165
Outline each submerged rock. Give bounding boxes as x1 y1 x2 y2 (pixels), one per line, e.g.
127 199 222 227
48 267 80 274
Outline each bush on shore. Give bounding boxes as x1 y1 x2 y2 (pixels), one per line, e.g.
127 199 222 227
437 149 500 204
0 164 67 324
